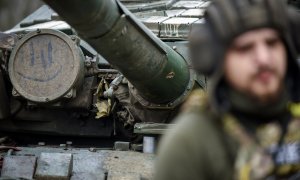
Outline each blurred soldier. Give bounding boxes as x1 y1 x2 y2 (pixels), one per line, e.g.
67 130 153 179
155 0 300 179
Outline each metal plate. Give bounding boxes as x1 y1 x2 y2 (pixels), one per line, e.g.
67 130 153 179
8 29 83 103
180 9 205 18
6 147 155 180
35 152 72 179
1 155 37 179
141 16 169 36
172 1 204 9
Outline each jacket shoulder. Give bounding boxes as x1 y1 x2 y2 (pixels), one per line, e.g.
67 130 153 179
155 110 234 180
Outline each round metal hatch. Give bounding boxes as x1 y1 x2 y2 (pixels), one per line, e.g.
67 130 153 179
9 29 84 103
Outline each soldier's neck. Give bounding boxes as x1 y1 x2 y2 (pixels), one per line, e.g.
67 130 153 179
228 87 289 122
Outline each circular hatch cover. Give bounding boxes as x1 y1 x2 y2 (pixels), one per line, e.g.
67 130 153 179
9 29 83 103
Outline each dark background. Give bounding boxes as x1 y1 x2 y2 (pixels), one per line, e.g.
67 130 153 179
0 0 44 31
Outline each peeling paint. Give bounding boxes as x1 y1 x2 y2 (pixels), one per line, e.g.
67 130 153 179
166 71 175 79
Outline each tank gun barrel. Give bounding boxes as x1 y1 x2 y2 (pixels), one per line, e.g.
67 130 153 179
43 0 190 104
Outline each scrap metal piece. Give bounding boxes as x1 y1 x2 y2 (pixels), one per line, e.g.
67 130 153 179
35 153 73 180
1 155 37 179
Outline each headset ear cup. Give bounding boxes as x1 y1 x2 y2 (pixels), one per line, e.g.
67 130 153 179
189 24 217 76
288 7 300 54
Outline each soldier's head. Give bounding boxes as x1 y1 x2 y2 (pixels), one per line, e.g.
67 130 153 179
224 28 286 104
190 0 300 113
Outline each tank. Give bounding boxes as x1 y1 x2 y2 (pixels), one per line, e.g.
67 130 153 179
0 0 208 179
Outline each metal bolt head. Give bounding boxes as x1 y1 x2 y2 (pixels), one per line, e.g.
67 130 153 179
89 147 96 152
66 141 72 145
84 60 91 67
113 86 118 90
36 29 41 33
38 142 45 146
65 91 73 98
12 89 18 96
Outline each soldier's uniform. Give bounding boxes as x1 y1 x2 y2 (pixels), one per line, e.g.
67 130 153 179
155 0 300 179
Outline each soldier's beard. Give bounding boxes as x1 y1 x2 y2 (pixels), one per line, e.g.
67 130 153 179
247 67 285 105
227 83 288 119
248 82 284 105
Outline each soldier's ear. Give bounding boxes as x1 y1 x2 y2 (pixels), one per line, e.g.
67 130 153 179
188 24 220 76
189 24 212 76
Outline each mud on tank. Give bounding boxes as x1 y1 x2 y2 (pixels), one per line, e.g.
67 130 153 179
0 0 208 179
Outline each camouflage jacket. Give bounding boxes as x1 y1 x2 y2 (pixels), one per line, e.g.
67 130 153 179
155 90 300 180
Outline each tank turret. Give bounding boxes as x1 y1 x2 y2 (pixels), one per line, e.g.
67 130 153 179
0 1 209 179
0 0 206 138
43 0 192 105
